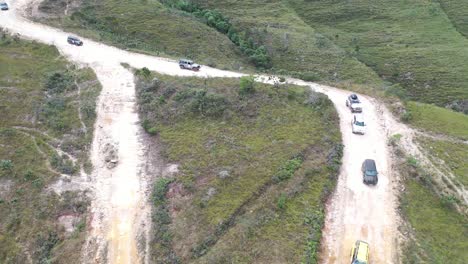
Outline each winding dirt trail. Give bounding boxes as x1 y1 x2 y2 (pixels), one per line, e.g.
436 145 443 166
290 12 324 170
0 1 436 263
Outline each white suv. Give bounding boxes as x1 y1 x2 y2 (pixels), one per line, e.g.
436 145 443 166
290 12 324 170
179 59 201 71
351 114 366 134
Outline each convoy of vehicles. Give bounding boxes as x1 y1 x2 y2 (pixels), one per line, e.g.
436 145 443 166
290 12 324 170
179 59 201 71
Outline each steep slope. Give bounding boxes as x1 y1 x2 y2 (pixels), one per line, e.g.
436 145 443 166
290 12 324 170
287 0 468 107
135 75 341 263
0 31 100 263
35 0 253 71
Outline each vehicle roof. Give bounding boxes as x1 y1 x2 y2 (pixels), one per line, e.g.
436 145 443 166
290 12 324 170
364 159 376 170
355 240 369 261
354 114 364 121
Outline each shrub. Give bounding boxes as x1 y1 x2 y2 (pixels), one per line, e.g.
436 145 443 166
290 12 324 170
44 71 76 94
272 157 303 183
135 67 151 79
0 160 13 171
406 155 419 168
401 110 413 122
190 90 228 117
153 178 173 206
300 72 321 82
239 76 256 96
147 126 159 135
277 193 287 209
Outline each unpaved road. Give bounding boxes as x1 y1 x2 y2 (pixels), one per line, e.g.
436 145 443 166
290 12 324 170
0 1 414 263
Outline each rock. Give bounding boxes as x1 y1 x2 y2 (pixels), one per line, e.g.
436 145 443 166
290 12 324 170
218 170 230 179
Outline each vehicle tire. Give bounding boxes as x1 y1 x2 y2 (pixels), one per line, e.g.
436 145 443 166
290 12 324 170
179 65 184 69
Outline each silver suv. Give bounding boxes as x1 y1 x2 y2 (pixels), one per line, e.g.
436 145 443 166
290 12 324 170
179 59 201 71
346 94 363 113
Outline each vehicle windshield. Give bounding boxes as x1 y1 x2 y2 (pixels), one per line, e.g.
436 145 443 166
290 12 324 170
366 170 377 176
352 260 367 264
355 121 365 126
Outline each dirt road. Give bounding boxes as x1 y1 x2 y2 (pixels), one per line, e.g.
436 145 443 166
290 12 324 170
0 1 407 263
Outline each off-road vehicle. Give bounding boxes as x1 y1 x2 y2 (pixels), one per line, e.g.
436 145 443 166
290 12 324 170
362 159 378 185
351 114 366 135
0 2 9 10
67 36 83 46
346 94 363 113
350 240 369 264
179 59 201 71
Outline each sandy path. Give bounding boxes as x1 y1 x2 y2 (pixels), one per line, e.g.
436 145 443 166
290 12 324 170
0 1 418 263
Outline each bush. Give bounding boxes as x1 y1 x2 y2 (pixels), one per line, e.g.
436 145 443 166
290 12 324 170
401 110 413 122
300 72 321 82
239 76 256 96
44 71 76 94
272 157 303 183
135 67 151 79
0 160 13 171
406 156 419 168
153 178 174 206
277 193 287 210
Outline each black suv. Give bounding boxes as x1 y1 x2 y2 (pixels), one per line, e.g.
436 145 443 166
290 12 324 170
67 36 83 46
362 159 378 185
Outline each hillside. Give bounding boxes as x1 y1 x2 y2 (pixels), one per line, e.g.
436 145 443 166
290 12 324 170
37 0 468 110
0 31 100 263
135 73 341 263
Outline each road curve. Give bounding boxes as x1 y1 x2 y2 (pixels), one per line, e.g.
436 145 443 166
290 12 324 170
0 1 405 263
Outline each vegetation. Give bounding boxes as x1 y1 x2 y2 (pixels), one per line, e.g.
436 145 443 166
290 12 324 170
135 72 341 262
391 132 468 263
406 102 468 140
0 31 100 263
37 0 253 71
417 136 468 187
287 0 468 107
401 179 468 263
160 0 271 68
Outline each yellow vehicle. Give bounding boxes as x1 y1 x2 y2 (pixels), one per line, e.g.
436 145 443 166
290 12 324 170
350 240 369 264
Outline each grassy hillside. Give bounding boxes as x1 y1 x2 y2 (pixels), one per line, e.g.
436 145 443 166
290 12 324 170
38 0 384 93
38 0 253 71
287 0 468 107
438 0 468 37
390 132 468 263
406 102 468 140
0 32 100 263
135 73 341 263
38 0 468 108
401 178 468 263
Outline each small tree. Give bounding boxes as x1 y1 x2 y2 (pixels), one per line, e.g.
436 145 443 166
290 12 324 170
239 75 256 96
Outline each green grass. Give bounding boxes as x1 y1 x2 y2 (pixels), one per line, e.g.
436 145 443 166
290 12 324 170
38 0 253 71
38 0 386 93
417 136 468 187
287 0 468 107
136 73 341 262
401 179 468 263
438 0 468 37
0 33 100 263
39 0 468 107
406 101 468 140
